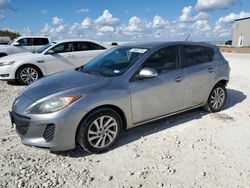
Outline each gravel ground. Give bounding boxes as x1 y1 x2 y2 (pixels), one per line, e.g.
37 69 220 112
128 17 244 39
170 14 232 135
0 53 250 188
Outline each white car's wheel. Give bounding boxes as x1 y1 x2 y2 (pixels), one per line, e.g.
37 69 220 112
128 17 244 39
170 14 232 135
16 66 42 85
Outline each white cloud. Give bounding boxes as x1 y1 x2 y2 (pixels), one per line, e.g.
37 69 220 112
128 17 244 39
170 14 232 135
52 17 64 25
81 17 93 29
95 9 119 26
41 23 51 33
124 16 143 33
152 15 168 28
179 6 193 23
193 12 210 21
195 0 235 11
193 20 212 32
218 11 250 24
41 9 48 15
76 8 90 14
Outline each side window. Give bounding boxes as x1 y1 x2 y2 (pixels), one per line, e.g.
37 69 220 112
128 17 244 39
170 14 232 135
74 42 89 51
143 45 179 74
17 38 32 46
52 43 74 53
182 45 211 68
33 38 49 46
204 47 214 61
92 42 106 50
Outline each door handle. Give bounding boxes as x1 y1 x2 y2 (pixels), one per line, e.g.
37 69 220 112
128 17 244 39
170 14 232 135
174 76 183 82
208 67 214 73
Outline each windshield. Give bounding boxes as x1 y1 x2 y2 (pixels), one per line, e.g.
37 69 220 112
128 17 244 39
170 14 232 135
7 39 16 45
80 47 148 77
36 42 57 53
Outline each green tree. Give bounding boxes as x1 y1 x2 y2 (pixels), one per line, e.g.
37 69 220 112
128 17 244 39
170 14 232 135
0 29 20 40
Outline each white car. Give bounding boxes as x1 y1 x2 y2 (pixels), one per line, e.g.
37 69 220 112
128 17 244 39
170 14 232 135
0 39 107 84
0 36 50 58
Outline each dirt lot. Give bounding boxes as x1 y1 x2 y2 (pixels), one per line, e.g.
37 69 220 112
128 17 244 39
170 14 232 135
0 53 250 188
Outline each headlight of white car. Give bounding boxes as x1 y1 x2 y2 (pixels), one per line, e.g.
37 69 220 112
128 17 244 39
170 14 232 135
27 96 81 114
0 61 15 66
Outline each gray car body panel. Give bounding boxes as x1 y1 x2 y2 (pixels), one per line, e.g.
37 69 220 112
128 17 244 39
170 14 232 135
11 41 230 151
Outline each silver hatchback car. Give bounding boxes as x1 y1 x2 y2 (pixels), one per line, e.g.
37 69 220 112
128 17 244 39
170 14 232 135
10 42 230 153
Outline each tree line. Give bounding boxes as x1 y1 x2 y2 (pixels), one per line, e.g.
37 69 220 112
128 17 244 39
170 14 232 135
0 29 20 39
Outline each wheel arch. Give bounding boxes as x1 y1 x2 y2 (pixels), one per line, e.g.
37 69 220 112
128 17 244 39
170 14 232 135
15 63 44 79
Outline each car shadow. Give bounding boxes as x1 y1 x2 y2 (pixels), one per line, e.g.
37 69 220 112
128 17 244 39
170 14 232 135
54 88 246 158
7 80 23 86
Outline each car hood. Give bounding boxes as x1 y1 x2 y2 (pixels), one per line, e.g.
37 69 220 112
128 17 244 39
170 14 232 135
0 52 41 62
21 70 112 101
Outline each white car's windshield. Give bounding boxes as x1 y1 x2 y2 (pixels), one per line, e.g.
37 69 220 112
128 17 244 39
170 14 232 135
80 47 148 77
36 42 57 54
7 39 16 45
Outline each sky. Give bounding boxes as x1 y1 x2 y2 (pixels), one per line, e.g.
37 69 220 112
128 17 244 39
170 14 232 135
0 0 250 42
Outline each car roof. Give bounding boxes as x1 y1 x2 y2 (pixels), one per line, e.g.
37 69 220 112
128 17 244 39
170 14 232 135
119 41 216 49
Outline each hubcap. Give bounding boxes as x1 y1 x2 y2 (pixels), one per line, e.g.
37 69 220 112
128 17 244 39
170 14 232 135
210 87 225 110
87 116 118 149
20 67 39 84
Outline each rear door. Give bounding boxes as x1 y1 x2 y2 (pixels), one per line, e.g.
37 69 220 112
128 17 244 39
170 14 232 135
43 42 76 75
180 44 216 108
129 45 185 123
73 42 107 66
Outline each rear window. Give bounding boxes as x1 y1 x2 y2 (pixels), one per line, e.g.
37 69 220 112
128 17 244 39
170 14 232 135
33 38 49 46
181 45 214 68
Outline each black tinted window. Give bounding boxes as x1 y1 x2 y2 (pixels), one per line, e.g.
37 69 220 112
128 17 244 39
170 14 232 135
74 42 106 51
204 47 214 61
52 42 74 53
143 45 178 74
33 38 49 46
17 38 32 46
92 42 106 50
182 45 213 68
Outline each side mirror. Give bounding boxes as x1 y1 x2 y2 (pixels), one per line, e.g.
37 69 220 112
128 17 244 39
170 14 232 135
13 42 20 46
46 50 55 55
138 68 158 79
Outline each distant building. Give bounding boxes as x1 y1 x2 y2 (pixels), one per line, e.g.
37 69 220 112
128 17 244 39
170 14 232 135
233 17 250 47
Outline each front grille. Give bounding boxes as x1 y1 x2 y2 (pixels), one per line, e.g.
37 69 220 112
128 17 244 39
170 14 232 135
43 124 55 142
12 112 30 136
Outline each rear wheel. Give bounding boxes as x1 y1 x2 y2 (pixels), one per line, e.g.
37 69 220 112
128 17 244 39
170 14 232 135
16 66 41 85
77 108 122 153
204 83 227 112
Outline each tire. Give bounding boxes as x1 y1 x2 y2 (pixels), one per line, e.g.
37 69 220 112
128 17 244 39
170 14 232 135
16 66 41 85
204 83 227 113
77 108 123 154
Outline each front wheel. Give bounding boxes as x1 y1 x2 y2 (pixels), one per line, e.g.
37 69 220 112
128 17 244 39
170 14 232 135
16 66 41 85
77 108 123 154
204 83 227 113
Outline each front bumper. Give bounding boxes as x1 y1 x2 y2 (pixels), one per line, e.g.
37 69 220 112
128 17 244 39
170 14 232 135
10 107 87 151
0 65 15 80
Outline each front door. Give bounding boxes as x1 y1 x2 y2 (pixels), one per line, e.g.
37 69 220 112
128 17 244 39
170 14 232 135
43 42 76 75
129 45 185 124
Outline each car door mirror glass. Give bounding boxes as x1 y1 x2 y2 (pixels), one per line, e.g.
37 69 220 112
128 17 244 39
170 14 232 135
13 42 20 46
138 68 158 79
46 50 55 55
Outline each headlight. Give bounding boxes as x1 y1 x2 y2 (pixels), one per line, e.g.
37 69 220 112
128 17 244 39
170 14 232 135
28 96 81 114
0 61 15 66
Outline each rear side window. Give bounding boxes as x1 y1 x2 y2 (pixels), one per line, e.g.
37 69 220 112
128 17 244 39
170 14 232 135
74 42 106 51
143 45 179 74
181 45 213 68
33 38 49 46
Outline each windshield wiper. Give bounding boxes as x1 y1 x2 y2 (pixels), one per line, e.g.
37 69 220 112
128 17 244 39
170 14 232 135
81 69 105 77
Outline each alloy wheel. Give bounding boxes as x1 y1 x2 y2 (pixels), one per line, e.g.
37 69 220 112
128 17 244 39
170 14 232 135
210 87 225 110
20 67 39 84
87 116 118 149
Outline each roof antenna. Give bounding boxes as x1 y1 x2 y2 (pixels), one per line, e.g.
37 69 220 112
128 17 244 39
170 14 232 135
185 34 191 41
